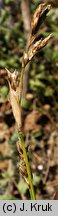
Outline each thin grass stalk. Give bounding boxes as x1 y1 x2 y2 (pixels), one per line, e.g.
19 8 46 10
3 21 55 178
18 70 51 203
18 63 36 200
19 132 35 199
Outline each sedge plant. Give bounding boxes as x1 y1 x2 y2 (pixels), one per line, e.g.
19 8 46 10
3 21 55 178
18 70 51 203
6 3 52 200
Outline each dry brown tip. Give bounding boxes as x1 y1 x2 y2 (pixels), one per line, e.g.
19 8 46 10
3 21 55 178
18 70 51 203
5 68 18 90
31 3 51 35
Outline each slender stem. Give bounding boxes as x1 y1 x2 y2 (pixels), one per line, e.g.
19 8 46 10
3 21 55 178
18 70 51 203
18 64 25 102
18 62 36 199
19 132 36 200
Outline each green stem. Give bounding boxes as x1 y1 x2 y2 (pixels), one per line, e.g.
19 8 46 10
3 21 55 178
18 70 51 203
18 62 36 199
18 65 25 102
19 132 36 200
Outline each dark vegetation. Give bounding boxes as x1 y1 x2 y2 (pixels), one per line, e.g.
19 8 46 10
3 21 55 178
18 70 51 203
0 0 58 199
